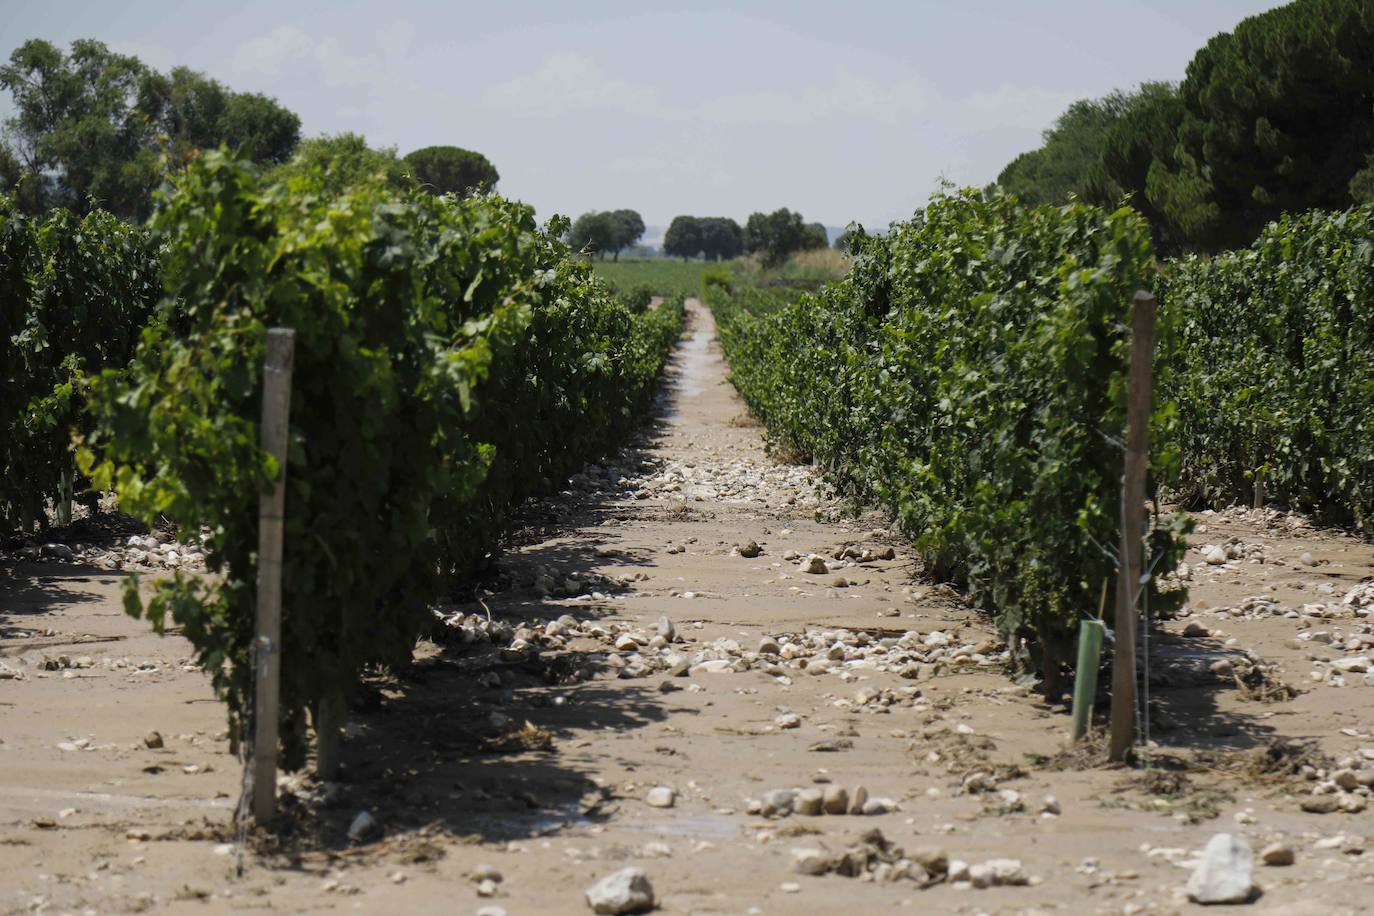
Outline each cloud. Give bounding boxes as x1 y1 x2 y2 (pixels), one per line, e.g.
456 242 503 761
691 64 934 131
960 84 1080 133
230 25 315 78
483 52 661 118
231 24 416 90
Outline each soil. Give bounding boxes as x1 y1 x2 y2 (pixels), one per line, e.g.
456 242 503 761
3 299 1372 915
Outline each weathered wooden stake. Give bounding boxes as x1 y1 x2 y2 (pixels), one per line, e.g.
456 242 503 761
1108 292 1156 763
252 328 295 823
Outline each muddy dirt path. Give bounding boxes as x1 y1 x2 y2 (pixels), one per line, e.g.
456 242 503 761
3 299 1374 914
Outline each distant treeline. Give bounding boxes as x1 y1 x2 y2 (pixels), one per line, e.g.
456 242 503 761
665 209 833 265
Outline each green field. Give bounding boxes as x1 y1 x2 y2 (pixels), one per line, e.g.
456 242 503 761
591 258 738 299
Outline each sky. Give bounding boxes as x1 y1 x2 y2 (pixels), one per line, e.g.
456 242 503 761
1 0 1285 231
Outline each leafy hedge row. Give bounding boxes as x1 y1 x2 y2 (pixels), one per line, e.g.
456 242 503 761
709 191 1189 682
1163 205 1374 533
78 153 682 771
0 201 160 532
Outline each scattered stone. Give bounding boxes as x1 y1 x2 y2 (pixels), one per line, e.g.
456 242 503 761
908 845 948 877
143 731 164 750
1183 621 1211 638
800 555 829 575
984 858 1028 886
1259 842 1294 867
1040 795 1061 816
646 786 676 809
762 788 797 818
795 788 824 816
1299 552 1316 567
1301 796 1340 814
861 797 897 816
775 712 801 730
656 616 676 643
847 785 869 815
476 879 500 897
822 786 850 815
793 848 832 875
347 810 380 843
738 541 762 558
585 867 655 914
1204 546 1228 566
40 543 76 562
1185 833 1254 905
472 867 505 889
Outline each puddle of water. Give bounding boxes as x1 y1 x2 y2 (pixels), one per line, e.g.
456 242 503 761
676 330 714 399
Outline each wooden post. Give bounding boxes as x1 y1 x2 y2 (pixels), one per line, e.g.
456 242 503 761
1108 292 1156 763
252 328 295 823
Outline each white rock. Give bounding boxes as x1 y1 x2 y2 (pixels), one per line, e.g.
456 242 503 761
656 616 676 643
795 788 824 816
1204 546 1228 566
800 555 829 575
985 858 1028 886
775 712 801 730
1260 842 1294 866
646 786 676 809
792 848 832 875
585 867 655 914
1185 833 1253 904
347 810 380 843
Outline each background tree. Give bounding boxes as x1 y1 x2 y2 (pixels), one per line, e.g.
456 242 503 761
698 217 743 261
0 39 153 217
138 67 300 169
803 222 829 250
1352 155 1374 205
1079 83 1188 253
0 38 299 220
569 209 644 260
996 88 1159 205
569 211 615 258
663 215 702 260
1146 0 1374 251
744 208 825 267
607 209 645 260
402 145 499 197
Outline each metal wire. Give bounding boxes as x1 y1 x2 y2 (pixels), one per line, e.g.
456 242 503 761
232 639 260 878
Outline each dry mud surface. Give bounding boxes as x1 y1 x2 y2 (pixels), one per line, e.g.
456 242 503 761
3 299 1374 915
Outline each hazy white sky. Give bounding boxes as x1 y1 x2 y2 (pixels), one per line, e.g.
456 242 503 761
1 1 1282 229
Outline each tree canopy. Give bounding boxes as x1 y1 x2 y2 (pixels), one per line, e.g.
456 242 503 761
1147 0 1374 250
994 0 1374 253
402 145 499 197
743 208 827 267
663 215 743 261
0 38 300 220
996 87 1169 206
568 209 645 260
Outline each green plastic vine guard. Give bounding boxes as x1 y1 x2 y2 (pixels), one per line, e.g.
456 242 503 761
1071 619 1105 741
